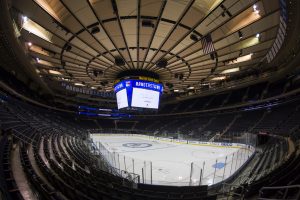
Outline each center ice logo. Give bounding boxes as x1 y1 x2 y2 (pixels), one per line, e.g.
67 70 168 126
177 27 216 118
122 143 152 148
212 162 225 169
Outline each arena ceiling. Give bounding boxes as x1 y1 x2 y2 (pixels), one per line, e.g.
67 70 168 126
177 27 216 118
11 0 281 94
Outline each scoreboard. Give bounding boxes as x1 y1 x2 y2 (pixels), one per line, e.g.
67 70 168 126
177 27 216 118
114 80 163 110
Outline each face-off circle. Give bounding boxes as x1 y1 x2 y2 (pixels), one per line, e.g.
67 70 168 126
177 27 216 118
122 143 152 148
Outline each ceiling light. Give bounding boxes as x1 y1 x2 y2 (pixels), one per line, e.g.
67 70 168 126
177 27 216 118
36 58 40 62
221 67 240 74
62 77 70 81
256 33 260 38
22 16 28 23
199 82 209 86
22 18 53 43
253 4 259 14
174 89 179 92
49 70 62 75
27 42 32 46
211 76 226 81
188 86 194 90
90 86 96 89
75 83 85 86
226 53 253 65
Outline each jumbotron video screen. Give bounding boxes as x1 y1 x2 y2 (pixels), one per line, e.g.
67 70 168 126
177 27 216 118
114 80 163 110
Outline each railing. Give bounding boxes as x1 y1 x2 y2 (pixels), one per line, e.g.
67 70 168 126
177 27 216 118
258 185 300 200
88 128 151 135
220 183 246 200
87 138 141 184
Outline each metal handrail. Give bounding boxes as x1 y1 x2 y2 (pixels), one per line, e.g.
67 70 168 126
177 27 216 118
88 139 141 184
259 185 300 200
219 183 245 200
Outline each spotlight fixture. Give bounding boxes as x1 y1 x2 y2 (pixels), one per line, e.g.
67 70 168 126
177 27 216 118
256 33 260 38
175 73 184 80
210 53 215 60
93 70 98 77
156 59 168 68
65 44 72 52
220 4 232 17
91 26 100 34
142 20 155 28
27 42 32 46
239 49 243 57
115 56 125 66
166 82 173 89
238 31 243 39
93 69 103 77
179 74 184 80
190 34 199 42
100 81 108 86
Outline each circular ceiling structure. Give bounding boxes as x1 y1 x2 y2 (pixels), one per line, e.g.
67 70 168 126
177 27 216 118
11 0 282 94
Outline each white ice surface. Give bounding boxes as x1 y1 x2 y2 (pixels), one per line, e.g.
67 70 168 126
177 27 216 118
92 135 252 186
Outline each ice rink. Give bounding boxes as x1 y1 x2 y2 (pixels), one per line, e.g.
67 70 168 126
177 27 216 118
91 134 254 186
